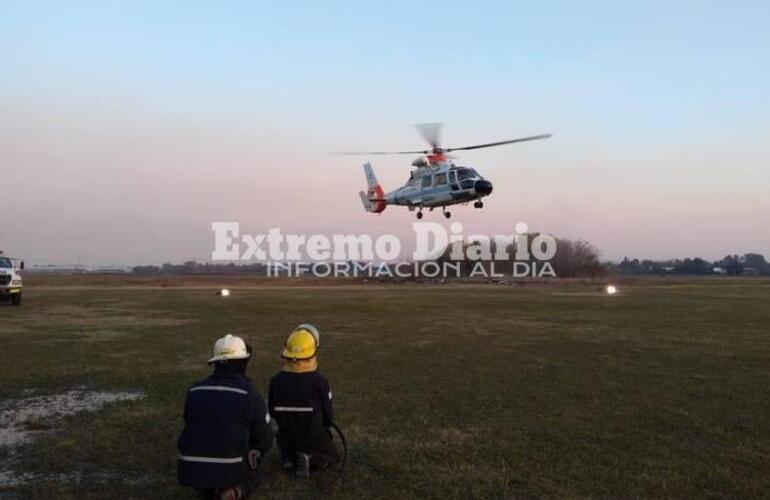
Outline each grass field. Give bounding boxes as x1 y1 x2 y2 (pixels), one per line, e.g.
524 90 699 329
1 276 769 498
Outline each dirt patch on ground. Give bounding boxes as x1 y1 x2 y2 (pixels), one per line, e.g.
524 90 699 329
0 390 143 449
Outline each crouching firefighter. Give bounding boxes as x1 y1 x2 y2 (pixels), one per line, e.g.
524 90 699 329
178 334 273 500
269 324 339 478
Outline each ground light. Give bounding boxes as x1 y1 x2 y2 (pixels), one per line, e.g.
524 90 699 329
219 288 231 297
605 285 618 295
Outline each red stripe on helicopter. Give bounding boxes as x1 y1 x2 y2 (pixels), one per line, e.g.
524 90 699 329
374 184 386 212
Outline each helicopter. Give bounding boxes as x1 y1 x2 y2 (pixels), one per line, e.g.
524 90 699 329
338 123 551 219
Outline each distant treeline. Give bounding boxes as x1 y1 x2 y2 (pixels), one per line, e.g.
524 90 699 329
433 238 770 278
611 253 770 276
132 262 269 275
434 236 604 278
130 252 770 278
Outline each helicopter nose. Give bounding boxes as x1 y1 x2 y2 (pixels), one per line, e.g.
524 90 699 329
474 180 493 196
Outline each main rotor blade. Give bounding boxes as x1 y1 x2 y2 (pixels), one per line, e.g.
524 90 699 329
415 122 443 149
445 134 552 152
332 150 429 155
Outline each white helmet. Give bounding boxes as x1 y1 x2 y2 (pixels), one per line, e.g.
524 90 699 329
208 334 250 363
293 323 320 348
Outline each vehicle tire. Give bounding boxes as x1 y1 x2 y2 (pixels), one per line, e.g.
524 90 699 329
11 293 21 306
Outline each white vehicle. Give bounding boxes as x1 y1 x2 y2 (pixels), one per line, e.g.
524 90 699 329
0 254 24 306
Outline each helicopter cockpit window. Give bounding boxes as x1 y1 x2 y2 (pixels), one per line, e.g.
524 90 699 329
435 173 447 186
457 168 474 181
421 176 433 188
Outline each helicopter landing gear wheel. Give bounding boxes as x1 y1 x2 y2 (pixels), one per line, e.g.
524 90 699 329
416 210 423 220
474 201 484 208
443 208 451 219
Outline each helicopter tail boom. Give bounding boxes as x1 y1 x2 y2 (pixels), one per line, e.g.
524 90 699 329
361 162 386 213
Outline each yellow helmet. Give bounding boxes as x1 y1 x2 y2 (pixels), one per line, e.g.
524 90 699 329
282 329 317 360
293 323 320 347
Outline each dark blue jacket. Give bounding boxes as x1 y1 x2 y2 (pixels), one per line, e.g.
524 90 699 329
177 372 273 489
268 370 334 453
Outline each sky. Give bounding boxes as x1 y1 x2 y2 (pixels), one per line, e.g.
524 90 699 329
1 0 769 265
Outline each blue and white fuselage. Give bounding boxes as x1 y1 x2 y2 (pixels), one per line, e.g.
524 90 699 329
359 160 493 218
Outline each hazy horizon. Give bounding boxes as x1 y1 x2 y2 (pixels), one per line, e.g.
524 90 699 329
2 2 769 266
